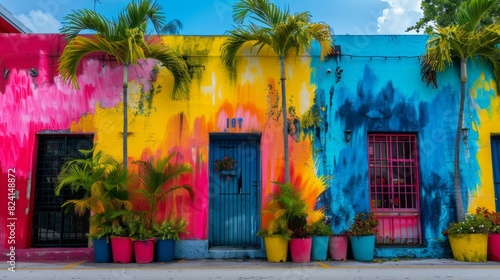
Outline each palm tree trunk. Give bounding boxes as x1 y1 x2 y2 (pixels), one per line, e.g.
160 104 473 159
279 56 290 183
454 59 467 221
123 64 129 169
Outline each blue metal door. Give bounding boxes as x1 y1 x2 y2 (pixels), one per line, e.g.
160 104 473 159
209 133 261 248
491 136 500 212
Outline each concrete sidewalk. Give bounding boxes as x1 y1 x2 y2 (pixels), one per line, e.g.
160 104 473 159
4 259 500 280
4 248 500 271
9 257 500 270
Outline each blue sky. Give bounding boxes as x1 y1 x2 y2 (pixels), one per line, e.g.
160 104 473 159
1 0 424 35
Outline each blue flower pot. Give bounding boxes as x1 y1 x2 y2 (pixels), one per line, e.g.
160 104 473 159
93 237 112 263
350 235 375 261
155 239 175 262
311 236 329 261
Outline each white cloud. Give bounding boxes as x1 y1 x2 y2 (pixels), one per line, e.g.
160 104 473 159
16 10 62 33
377 0 423 34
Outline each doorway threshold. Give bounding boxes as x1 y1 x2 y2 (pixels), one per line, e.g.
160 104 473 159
208 246 266 259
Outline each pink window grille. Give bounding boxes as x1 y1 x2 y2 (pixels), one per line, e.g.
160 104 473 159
368 134 422 245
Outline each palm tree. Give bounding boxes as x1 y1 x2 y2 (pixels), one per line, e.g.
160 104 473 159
58 0 191 169
421 0 500 221
220 0 332 183
55 148 137 236
133 152 194 227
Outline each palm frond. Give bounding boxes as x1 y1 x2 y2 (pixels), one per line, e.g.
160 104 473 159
105 165 137 193
165 185 194 200
133 152 194 225
233 0 288 27
221 0 332 70
62 199 90 216
160 19 183 34
59 0 190 95
58 35 126 88
420 54 438 88
137 159 167 202
423 0 500 90
60 9 112 39
121 0 165 34
162 161 193 182
220 26 272 69
55 149 114 196
144 43 191 98
455 0 499 30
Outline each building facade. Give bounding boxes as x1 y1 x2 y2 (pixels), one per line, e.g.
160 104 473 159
0 34 499 259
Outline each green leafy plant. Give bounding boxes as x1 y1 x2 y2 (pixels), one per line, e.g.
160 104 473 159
111 224 129 238
257 182 310 240
152 215 188 240
444 209 491 236
310 218 334 236
349 212 380 236
87 212 114 242
474 207 500 234
128 212 154 240
55 147 136 240
487 213 500 234
133 153 194 228
214 156 237 172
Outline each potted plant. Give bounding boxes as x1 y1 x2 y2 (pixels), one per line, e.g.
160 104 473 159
309 217 333 261
109 219 134 263
481 208 500 261
133 152 194 262
152 215 188 262
348 212 379 262
328 230 349 261
214 155 238 179
87 212 114 263
257 182 293 263
257 182 311 263
289 214 312 263
128 212 156 264
489 219 500 262
54 147 136 263
99 166 135 264
474 207 500 261
443 208 491 262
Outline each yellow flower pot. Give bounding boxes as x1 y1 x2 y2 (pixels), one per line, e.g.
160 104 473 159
264 236 288 262
449 233 488 262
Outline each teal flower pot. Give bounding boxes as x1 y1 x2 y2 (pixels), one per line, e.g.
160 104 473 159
350 235 375 261
311 236 329 261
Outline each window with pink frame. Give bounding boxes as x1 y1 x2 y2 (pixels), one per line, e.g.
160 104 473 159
368 134 422 245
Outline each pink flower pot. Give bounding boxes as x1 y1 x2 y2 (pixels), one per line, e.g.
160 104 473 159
328 235 348 261
134 239 155 264
289 237 312 263
111 237 133 263
488 233 500 261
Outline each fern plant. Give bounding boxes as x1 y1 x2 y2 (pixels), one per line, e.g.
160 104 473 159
152 215 188 240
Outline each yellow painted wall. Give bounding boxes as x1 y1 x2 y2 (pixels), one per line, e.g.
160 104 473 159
69 36 327 238
469 73 499 211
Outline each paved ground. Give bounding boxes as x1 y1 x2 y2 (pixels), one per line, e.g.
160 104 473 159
2 258 500 280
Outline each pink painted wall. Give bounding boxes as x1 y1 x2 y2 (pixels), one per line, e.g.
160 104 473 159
0 34 327 250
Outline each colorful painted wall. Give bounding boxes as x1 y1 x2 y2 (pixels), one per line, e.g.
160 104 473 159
308 35 499 257
0 34 498 258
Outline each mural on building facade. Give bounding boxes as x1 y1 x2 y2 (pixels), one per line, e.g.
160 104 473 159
0 34 498 258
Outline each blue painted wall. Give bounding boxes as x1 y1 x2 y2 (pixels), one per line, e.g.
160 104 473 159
308 35 498 258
